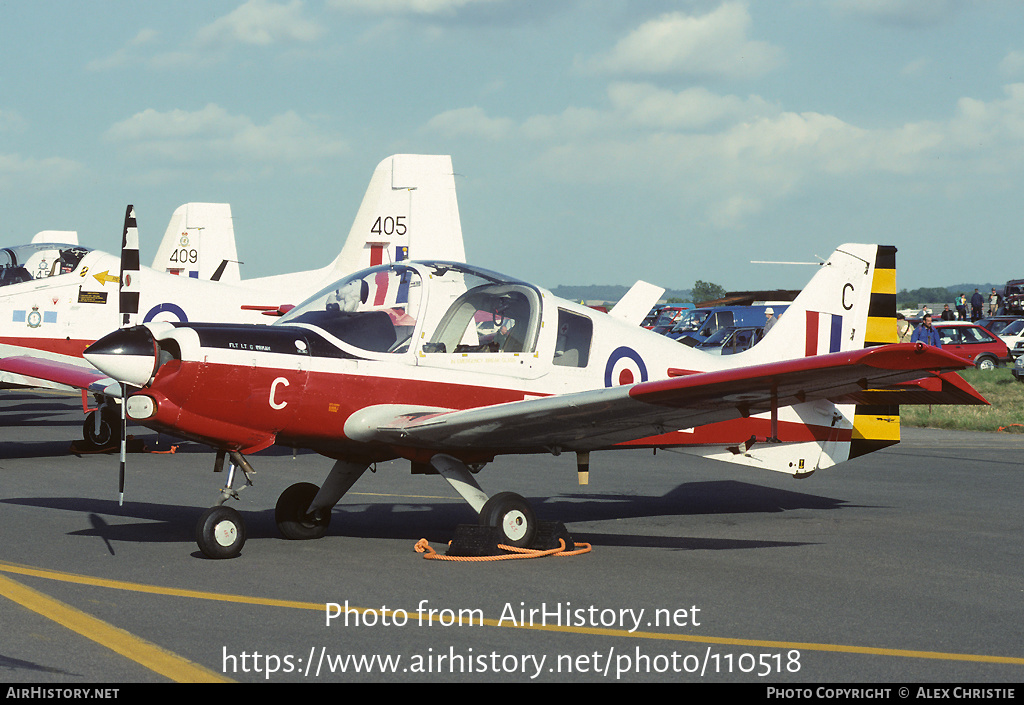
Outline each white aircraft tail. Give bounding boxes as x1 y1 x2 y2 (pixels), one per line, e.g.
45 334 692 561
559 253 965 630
151 203 240 283
31 231 79 245
329 154 466 275
609 281 665 325
684 244 900 474
743 244 897 363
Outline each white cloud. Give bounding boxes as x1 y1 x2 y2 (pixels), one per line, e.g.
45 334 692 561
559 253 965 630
105 104 347 168
86 28 160 71
196 0 325 47
88 1 322 70
446 80 1024 230
0 109 27 133
327 0 503 15
590 2 783 80
0 154 84 190
999 50 1024 78
421 106 514 139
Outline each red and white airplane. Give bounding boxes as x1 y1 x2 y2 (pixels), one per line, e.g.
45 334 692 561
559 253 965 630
0 155 466 446
80 242 985 558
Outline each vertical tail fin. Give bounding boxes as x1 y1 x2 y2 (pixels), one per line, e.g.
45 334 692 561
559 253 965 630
151 203 240 282
330 154 466 275
743 244 888 362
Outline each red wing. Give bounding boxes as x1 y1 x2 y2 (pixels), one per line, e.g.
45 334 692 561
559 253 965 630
0 355 119 395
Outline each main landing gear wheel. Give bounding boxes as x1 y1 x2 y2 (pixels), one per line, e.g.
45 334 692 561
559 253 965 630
276 482 331 540
83 409 118 448
479 491 537 548
195 505 246 559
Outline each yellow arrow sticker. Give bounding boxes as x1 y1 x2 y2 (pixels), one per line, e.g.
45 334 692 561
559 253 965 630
92 270 120 286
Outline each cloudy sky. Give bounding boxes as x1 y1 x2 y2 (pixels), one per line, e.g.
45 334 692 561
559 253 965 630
2 0 1023 293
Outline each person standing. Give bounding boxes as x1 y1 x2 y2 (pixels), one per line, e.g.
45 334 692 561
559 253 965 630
956 293 967 320
989 288 999 316
911 314 942 347
940 304 955 321
971 289 984 321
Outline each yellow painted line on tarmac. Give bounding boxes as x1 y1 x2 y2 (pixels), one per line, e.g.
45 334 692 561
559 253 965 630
0 572 232 683
2 560 1022 668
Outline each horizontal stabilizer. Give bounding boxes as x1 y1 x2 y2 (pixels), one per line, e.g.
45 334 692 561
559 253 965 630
609 281 666 325
838 371 989 406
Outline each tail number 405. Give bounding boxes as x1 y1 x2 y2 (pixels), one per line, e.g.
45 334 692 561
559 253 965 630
371 216 407 236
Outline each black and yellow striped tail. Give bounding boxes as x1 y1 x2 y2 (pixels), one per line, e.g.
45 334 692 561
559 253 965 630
851 245 899 459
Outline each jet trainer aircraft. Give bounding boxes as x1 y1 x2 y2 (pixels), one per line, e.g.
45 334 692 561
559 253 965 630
1 203 241 389
83 243 986 558
0 154 466 447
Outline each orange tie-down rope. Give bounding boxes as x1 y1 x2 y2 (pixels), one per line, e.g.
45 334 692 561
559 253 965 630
414 538 592 562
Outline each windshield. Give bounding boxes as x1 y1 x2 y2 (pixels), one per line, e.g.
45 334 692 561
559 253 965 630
670 310 709 333
276 261 543 356
1001 319 1024 336
697 326 734 347
0 243 91 287
277 263 423 353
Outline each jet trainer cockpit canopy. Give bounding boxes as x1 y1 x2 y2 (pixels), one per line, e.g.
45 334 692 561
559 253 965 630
0 243 91 288
276 261 543 356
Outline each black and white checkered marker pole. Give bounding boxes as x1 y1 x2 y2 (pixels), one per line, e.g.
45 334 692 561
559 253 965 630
117 205 139 505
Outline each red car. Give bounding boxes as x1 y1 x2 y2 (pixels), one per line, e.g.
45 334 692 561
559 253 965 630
932 322 1011 370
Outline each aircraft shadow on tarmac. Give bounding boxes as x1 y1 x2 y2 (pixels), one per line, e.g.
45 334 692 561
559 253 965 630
3 478 860 555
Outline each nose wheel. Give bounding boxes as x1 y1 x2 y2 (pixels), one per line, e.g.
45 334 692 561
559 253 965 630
195 505 246 559
83 407 120 449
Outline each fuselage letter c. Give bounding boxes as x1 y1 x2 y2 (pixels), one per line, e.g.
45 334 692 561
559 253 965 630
270 377 289 410
842 283 854 311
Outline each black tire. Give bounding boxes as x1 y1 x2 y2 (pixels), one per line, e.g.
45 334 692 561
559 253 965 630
478 491 537 548
975 355 997 371
83 409 119 448
276 482 330 540
195 505 246 559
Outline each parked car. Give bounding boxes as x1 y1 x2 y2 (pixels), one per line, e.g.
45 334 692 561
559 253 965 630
1013 355 1024 382
694 326 765 355
932 322 1011 370
995 318 1024 359
976 316 1021 336
674 305 787 346
648 304 695 334
665 309 711 341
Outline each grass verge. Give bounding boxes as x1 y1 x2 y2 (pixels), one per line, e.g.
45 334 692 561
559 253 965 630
900 368 1024 432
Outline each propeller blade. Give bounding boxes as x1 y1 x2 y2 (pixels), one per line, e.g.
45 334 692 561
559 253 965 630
117 204 138 504
119 205 140 328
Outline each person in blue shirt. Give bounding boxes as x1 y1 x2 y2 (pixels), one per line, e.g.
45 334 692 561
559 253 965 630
911 314 942 347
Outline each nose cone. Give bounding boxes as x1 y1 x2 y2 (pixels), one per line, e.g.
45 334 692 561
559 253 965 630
85 326 158 387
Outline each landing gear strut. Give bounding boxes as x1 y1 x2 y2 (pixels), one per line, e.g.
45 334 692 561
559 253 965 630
430 454 538 548
195 450 255 559
83 405 120 449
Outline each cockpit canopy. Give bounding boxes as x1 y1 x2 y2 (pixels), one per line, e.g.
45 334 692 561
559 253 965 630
276 261 543 357
0 243 91 288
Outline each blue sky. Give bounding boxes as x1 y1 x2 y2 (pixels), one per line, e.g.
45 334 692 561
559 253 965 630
3 0 1023 293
